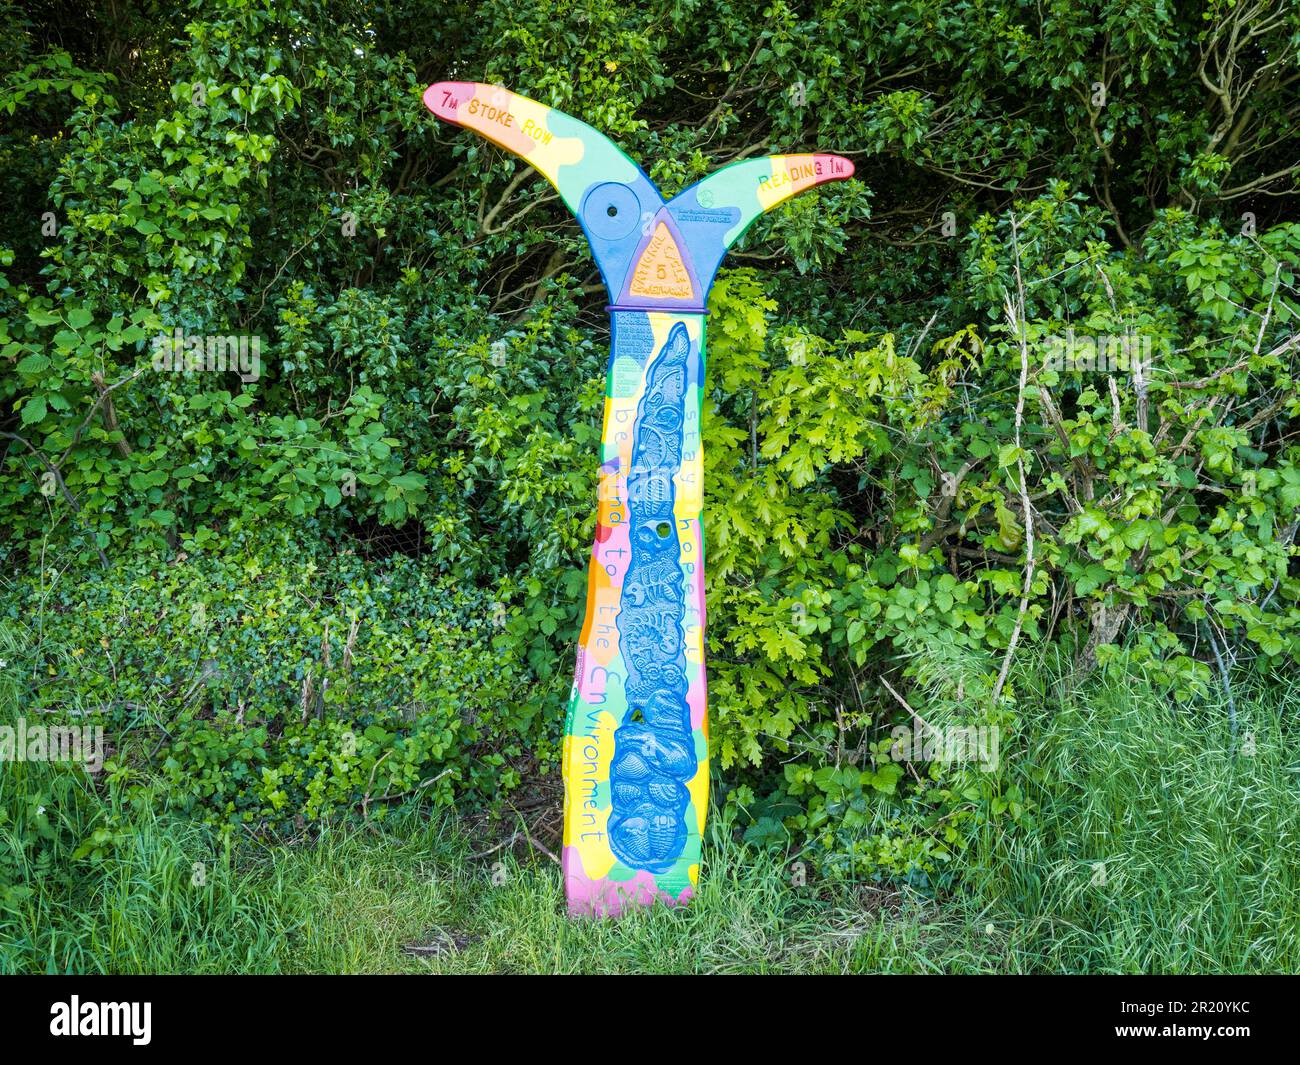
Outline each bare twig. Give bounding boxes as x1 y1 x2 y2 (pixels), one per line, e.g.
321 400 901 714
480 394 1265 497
0 430 110 569
992 212 1038 704
880 675 939 737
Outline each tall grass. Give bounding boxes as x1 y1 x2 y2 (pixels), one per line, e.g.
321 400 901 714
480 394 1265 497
263 812 1005 974
2 614 1297 973
967 657 1300 973
0 623 292 973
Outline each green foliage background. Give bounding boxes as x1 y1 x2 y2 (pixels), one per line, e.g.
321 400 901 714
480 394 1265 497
2 0 1299 888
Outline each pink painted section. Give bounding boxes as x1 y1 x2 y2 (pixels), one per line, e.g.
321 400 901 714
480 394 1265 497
575 477 632 705
423 82 474 122
810 153 855 181
422 81 542 161
686 521 708 733
564 846 695 917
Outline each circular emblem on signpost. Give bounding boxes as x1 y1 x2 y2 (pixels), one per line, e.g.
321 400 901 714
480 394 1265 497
582 182 641 240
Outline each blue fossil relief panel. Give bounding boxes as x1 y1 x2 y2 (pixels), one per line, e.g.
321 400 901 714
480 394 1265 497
607 321 698 873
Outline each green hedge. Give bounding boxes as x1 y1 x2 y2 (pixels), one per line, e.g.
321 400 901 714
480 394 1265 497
3 0 1299 882
5 530 543 829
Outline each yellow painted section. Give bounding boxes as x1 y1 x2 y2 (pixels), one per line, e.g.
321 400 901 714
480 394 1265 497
686 764 709 837
561 711 619 879
756 154 826 211
459 86 585 191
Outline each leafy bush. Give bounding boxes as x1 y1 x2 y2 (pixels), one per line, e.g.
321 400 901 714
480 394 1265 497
2 0 1299 883
5 531 540 828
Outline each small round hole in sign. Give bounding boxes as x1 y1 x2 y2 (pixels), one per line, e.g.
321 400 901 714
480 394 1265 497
582 182 640 240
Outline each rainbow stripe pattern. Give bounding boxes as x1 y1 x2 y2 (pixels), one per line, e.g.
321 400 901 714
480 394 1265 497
424 80 853 915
